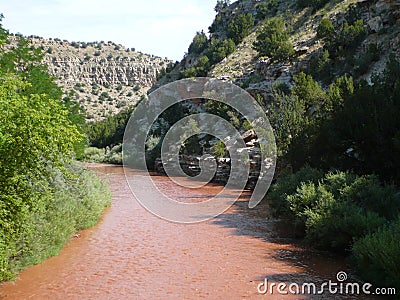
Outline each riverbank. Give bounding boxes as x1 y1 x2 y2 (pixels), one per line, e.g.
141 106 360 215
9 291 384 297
0 162 111 282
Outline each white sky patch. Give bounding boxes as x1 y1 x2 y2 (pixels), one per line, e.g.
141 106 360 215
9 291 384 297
1 0 217 61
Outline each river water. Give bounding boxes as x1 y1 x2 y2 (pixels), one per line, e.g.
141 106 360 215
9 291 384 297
0 165 380 299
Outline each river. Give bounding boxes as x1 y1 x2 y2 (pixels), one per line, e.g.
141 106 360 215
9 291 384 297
0 165 380 299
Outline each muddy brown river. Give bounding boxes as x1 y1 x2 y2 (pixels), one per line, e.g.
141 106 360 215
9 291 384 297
0 165 381 299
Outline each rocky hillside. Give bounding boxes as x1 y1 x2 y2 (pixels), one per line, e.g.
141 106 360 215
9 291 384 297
10 36 172 121
157 0 400 99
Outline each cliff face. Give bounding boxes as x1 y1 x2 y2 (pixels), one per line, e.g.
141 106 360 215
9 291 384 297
13 36 172 121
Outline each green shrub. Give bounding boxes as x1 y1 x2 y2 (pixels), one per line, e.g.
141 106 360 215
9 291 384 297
105 144 123 164
227 13 254 45
267 166 324 217
181 55 211 78
317 18 334 40
256 0 279 20
339 19 366 50
352 219 400 290
293 72 327 108
213 140 227 158
207 38 236 64
269 168 400 251
84 145 123 165
304 193 386 251
188 31 208 55
0 162 111 281
341 175 400 220
253 16 295 62
84 147 106 163
326 19 366 57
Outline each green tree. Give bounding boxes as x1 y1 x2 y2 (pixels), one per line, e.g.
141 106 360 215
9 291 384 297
87 107 134 148
317 18 334 40
256 0 279 20
0 20 109 281
207 38 236 64
253 16 295 62
215 0 230 13
188 31 208 55
227 13 254 45
310 55 400 183
268 92 307 155
339 19 366 50
293 72 327 109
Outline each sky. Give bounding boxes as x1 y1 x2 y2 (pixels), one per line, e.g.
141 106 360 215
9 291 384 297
1 0 218 61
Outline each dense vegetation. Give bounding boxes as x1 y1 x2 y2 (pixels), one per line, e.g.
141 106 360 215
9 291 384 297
0 18 111 281
253 16 294 62
266 53 400 292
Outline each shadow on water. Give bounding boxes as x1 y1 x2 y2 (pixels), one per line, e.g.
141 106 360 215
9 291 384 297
211 195 383 300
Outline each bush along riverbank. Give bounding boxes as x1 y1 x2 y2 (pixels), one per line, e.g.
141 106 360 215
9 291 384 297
0 162 111 281
267 167 400 291
0 19 111 281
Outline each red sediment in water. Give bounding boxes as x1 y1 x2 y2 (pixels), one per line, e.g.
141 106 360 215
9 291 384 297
0 165 379 299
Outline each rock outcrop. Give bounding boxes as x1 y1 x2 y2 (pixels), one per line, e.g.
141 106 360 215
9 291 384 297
154 130 269 190
11 36 172 121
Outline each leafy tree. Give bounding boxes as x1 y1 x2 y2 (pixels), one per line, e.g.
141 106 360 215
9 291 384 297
339 19 366 50
327 74 354 111
268 92 307 155
317 18 334 40
206 38 236 64
253 16 295 62
188 31 208 55
87 107 134 148
293 72 327 109
214 0 230 13
0 17 91 278
326 19 366 58
227 13 254 45
310 55 400 183
256 0 279 20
